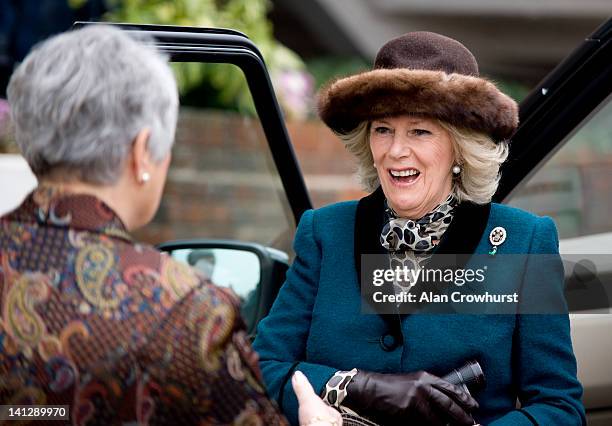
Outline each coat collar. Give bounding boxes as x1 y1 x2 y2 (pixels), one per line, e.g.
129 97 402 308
2 185 133 242
354 186 491 261
354 187 491 341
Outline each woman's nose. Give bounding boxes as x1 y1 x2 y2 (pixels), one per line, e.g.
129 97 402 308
388 135 412 159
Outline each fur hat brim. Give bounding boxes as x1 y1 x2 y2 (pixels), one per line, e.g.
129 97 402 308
317 69 519 142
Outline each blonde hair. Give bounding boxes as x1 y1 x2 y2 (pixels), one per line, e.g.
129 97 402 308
336 119 509 204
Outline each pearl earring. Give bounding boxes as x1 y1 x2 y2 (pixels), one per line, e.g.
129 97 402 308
452 165 461 175
140 172 150 183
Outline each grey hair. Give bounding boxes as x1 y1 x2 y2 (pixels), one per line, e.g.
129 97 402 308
338 119 509 204
7 25 178 184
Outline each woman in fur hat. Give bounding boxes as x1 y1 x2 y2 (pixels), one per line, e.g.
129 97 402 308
253 32 585 426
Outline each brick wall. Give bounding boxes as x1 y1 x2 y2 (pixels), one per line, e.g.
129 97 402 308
133 109 365 250
286 119 367 206
4 107 612 248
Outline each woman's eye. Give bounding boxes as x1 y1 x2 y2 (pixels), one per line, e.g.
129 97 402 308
373 126 392 135
412 128 431 136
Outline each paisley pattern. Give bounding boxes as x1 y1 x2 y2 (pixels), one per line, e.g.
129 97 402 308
162 257 201 301
0 186 288 425
199 302 235 372
4 273 50 348
75 244 118 310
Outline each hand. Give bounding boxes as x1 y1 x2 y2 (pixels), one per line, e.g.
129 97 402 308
343 370 478 426
292 370 343 426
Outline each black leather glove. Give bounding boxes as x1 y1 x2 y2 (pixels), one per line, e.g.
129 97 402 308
343 370 479 426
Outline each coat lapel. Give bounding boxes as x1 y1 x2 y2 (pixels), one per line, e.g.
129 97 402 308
354 187 387 262
354 187 403 345
434 200 491 256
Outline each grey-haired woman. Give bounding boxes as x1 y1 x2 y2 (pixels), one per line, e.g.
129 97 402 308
1 25 338 426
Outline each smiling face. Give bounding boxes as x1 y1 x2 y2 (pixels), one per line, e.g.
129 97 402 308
369 115 455 219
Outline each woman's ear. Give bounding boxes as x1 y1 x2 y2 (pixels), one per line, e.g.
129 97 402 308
130 128 152 184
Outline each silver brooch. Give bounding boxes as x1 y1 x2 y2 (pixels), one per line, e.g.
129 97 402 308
488 226 507 256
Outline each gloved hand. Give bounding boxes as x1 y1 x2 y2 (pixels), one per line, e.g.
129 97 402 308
343 370 479 426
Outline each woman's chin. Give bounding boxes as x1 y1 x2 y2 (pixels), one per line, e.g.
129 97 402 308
382 186 428 217
386 196 426 216
384 175 423 198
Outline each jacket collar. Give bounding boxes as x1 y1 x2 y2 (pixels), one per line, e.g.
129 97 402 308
354 187 491 340
354 186 491 263
3 185 133 242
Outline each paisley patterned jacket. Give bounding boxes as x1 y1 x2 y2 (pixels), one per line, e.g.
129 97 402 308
0 186 288 425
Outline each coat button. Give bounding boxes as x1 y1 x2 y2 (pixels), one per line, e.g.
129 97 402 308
380 333 398 351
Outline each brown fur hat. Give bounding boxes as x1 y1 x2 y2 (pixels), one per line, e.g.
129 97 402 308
317 32 518 142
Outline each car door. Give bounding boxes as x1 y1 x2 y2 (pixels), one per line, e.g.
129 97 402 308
77 18 611 423
497 18 612 425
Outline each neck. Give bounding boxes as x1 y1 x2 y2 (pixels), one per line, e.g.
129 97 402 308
40 179 138 230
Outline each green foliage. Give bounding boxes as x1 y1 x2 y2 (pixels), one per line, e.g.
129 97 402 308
489 78 531 103
68 0 88 8
306 56 370 90
104 0 304 113
0 126 17 154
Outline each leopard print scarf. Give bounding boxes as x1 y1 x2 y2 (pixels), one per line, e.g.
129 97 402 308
380 192 458 295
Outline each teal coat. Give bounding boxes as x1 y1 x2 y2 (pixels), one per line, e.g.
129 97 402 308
253 189 585 425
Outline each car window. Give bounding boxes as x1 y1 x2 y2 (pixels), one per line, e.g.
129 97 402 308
132 62 296 256
507 94 612 312
508 94 612 242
